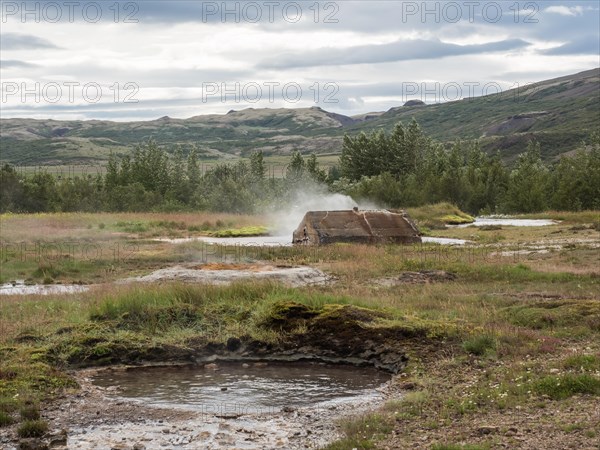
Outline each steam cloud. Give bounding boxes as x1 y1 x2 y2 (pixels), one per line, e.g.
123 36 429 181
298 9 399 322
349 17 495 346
269 184 380 237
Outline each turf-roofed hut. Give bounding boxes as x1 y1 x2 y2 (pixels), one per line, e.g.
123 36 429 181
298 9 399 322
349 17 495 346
293 208 421 245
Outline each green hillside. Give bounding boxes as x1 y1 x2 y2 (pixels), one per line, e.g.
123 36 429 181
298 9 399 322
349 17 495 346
1 68 598 166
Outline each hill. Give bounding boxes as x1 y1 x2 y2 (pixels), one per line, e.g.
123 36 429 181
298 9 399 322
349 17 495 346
1 68 598 166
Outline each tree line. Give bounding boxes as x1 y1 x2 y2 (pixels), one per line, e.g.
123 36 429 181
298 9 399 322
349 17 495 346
337 120 599 213
0 143 327 214
1 119 598 214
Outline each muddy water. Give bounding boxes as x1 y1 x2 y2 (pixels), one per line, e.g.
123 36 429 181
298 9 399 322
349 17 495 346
58 363 392 449
91 362 390 413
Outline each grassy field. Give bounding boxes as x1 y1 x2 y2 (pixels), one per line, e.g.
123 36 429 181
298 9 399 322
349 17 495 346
0 209 599 448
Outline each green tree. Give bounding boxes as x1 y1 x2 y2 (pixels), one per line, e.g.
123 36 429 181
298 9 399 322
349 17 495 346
249 150 266 181
306 153 327 183
286 151 306 183
503 141 548 213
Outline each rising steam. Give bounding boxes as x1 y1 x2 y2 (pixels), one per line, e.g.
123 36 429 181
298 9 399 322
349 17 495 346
269 183 380 237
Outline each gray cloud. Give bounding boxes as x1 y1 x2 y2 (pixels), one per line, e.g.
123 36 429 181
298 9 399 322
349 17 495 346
541 35 600 55
0 1 597 121
0 33 59 50
260 38 531 69
1 60 38 68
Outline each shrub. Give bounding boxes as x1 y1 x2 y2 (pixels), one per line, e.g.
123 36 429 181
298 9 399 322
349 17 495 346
0 411 14 427
462 334 496 356
17 420 48 438
20 404 40 421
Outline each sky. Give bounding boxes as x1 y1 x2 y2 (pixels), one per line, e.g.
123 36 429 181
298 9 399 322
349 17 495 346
1 0 599 121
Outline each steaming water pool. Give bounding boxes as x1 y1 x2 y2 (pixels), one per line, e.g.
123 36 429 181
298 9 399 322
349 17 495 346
91 362 390 413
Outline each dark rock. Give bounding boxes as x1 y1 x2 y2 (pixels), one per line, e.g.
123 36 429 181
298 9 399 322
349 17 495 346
48 429 67 447
477 425 499 435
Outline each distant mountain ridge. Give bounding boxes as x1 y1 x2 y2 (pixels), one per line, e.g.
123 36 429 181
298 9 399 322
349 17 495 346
1 68 598 165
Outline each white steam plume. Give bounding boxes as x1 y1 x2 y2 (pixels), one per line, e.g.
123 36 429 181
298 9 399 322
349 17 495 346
269 184 380 237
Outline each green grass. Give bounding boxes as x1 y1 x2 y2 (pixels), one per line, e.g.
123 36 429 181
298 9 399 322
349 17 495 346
210 226 270 237
323 413 395 450
114 221 149 233
1 210 599 447
407 203 474 228
562 354 600 372
503 301 600 333
383 392 429 418
533 374 600 399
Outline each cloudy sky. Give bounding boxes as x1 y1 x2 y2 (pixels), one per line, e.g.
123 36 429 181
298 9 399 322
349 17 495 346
1 1 598 120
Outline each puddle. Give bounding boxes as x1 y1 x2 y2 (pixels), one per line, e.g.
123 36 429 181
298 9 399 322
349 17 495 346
91 362 390 414
422 236 469 245
453 217 557 228
0 280 89 296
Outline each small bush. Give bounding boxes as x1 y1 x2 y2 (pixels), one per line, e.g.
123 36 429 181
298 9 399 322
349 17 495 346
20 404 40 421
98 223 105 229
463 334 496 356
32 264 62 280
17 420 48 438
534 374 600 400
0 411 14 427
